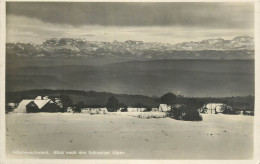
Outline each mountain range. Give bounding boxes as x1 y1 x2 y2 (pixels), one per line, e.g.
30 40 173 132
6 35 254 60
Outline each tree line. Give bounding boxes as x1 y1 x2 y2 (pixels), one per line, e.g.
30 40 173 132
6 90 254 120
62 92 203 121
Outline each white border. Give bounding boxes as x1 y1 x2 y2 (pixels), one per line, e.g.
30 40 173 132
254 0 260 162
0 0 6 163
0 0 259 164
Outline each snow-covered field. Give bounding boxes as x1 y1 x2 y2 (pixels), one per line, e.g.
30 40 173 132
5 113 253 159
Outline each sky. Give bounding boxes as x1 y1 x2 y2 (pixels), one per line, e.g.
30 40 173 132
6 2 254 44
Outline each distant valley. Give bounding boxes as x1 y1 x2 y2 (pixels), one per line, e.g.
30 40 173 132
6 36 255 97
6 59 254 97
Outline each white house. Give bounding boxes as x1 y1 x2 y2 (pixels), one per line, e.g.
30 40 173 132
81 108 108 114
14 96 62 113
158 104 186 112
201 103 226 114
67 107 75 113
127 108 146 112
99 108 108 114
158 104 171 112
235 110 254 115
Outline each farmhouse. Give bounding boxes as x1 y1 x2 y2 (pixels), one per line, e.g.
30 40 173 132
81 108 108 114
158 104 186 112
243 111 254 115
159 104 171 112
200 103 233 114
127 108 146 112
35 96 63 108
14 96 62 113
200 103 223 114
235 110 254 115
14 100 34 113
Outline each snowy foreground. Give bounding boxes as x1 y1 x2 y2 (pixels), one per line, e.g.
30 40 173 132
6 113 253 159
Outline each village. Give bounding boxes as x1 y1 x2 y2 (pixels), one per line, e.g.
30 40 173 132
7 95 254 118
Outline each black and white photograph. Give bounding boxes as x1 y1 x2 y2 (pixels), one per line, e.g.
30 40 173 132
1 1 260 162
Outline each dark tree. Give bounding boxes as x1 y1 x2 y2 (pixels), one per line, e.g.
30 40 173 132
179 98 203 121
144 107 152 112
85 104 103 108
182 110 203 121
119 103 128 112
132 103 147 108
185 98 204 110
161 93 177 109
74 101 85 113
161 93 177 104
161 93 179 119
5 104 14 114
106 96 119 112
60 95 73 112
162 94 203 121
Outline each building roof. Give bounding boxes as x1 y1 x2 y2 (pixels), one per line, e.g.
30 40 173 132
204 103 225 109
205 103 224 106
14 100 34 113
34 99 52 109
127 108 146 112
18 100 34 108
35 96 49 100
14 98 56 113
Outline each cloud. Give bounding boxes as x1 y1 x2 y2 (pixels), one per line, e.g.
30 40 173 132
6 15 253 44
6 2 254 29
6 15 98 43
85 34 96 37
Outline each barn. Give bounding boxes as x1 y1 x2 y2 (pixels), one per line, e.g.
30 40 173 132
13 96 62 113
